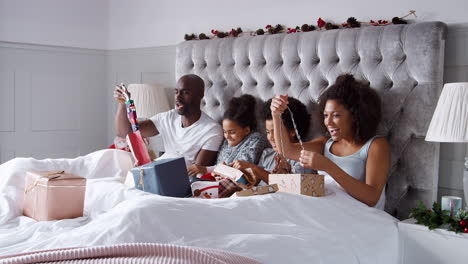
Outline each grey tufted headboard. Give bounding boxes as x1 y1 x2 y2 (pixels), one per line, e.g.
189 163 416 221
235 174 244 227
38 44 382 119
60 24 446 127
176 22 447 219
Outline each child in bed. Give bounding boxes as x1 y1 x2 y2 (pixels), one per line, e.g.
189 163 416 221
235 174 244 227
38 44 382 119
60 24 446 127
187 94 268 177
229 97 315 184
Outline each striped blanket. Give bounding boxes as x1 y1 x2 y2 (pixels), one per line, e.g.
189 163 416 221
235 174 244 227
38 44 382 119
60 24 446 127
0 243 262 264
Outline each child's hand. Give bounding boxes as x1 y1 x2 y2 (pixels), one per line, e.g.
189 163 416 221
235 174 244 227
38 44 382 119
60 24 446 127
272 154 292 174
210 171 227 181
229 160 252 170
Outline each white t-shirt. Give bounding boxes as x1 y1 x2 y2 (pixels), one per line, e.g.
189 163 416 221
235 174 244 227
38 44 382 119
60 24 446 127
150 109 223 164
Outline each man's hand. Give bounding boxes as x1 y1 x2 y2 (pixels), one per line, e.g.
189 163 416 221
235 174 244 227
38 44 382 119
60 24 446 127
187 164 207 177
114 84 131 104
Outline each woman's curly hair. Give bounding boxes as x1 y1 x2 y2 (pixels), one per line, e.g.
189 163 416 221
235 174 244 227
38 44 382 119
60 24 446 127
223 94 258 130
263 97 310 140
318 74 382 143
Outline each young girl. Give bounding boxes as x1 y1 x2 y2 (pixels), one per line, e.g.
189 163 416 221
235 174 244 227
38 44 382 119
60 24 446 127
230 97 314 184
188 94 268 176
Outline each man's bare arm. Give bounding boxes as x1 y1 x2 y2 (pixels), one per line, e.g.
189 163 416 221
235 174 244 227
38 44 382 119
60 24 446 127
194 149 218 166
115 103 132 137
138 119 159 138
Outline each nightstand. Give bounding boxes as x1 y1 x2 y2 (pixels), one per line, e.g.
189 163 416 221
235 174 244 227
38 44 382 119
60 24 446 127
398 218 468 264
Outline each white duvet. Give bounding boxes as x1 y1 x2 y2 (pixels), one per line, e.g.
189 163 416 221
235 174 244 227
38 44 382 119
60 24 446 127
0 149 398 264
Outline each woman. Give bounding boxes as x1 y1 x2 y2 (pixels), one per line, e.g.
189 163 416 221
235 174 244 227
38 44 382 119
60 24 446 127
188 94 268 176
230 97 315 184
270 74 390 209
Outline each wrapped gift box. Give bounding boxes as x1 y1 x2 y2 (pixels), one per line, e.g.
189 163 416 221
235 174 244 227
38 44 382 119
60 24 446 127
269 174 325 197
131 157 191 197
23 171 86 221
236 184 279 197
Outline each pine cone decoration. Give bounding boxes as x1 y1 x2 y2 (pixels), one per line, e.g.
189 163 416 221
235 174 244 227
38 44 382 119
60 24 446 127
268 24 283 34
199 33 209 40
302 24 316 32
325 23 339 30
229 29 239 37
184 33 196 41
217 32 228 38
346 17 361 28
256 28 265 35
392 17 407 24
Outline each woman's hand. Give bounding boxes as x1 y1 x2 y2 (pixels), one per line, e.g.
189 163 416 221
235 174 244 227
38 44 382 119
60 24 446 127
187 164 207 177
270 94 289 117
230 160 253 170
299 150 330 171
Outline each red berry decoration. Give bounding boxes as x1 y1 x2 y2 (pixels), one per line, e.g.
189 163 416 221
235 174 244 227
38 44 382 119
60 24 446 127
464 227 468 233
460 220 467 227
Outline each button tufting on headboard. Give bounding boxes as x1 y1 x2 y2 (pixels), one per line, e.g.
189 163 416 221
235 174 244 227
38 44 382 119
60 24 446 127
176 22 447 219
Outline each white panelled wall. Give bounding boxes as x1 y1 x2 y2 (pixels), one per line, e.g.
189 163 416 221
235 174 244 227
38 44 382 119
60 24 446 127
0 0 467 205
0 42 107 161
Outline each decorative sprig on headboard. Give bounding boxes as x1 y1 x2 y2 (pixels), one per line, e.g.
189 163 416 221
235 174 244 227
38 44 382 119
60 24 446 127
184 10 417 41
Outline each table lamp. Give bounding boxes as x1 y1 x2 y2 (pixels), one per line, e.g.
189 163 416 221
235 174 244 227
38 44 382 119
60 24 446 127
425 82 468 206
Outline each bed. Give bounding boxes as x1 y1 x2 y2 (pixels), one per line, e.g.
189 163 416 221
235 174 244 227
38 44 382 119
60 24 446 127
0 21 447 263
176 21 447 219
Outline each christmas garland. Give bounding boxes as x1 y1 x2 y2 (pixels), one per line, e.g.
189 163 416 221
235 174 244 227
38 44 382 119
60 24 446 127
409 201 468 233
184 10 417 41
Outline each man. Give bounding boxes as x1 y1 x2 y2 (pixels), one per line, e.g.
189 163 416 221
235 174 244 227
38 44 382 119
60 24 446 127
114 74 223 166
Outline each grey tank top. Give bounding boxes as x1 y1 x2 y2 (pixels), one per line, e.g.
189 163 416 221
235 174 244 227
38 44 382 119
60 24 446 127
319 136 386 210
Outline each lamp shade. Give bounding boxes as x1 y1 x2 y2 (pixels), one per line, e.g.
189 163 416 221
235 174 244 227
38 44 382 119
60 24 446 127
127 84 171 119
425 82 468 142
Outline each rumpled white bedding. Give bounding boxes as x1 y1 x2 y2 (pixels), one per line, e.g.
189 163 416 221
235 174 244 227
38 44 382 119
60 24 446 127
0 149 398 264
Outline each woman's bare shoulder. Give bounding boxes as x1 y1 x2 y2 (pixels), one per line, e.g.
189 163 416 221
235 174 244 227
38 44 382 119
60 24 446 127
369 137 390 154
